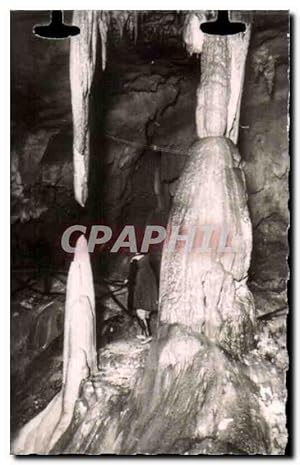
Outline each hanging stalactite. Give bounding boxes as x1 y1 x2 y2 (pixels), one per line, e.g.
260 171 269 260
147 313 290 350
70 11 99 207
70 11 139 207
183 11 251 143
98 11 109 71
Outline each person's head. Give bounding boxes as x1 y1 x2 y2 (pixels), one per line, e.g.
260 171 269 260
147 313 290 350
131 252 145 263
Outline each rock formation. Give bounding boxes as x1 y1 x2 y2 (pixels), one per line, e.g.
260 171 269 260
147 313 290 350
12 236 97 454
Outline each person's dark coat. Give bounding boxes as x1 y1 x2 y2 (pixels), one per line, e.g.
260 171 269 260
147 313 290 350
127 255 158 313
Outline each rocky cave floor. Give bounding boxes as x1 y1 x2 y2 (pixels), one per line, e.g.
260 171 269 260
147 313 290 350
11 269 149 434
11 268 288 454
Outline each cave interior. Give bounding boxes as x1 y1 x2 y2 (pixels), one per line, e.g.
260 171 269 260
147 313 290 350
11 10 289 454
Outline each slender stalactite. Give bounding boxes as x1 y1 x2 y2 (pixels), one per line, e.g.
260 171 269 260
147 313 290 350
70 11 99 207
70 11 138 207
184 11 251 143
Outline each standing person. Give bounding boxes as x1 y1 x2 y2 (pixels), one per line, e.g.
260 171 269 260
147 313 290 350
127 253 158 344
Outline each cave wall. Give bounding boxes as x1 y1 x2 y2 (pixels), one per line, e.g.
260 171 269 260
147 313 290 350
11 11 289 245
11 12 72 182
239 16 289 322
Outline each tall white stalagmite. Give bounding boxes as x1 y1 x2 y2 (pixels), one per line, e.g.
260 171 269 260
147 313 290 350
48 235 97 450
157 12 254 354
63 234 97 383
12 235 97 454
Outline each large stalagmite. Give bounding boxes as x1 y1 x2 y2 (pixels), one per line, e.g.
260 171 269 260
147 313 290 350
12 236 97 454
159 137 255 354
160 14 254 353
